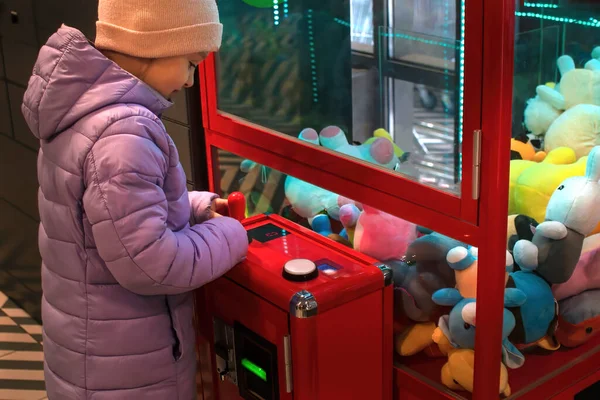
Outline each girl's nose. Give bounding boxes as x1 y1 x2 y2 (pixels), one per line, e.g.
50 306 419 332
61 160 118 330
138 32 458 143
184 73 194 88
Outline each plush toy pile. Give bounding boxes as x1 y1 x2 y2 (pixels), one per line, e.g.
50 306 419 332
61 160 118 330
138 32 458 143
384 146 600 396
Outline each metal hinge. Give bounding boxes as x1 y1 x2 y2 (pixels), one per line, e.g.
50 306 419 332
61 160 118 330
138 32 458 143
472 129 482 200
284 335 293 393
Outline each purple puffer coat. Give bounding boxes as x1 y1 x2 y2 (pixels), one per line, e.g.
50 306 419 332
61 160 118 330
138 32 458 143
21 25 248 400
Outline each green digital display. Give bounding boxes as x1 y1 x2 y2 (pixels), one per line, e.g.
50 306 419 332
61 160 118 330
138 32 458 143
241 358 267 382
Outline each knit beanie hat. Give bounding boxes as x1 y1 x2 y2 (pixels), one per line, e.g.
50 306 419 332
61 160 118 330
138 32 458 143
95 0 222 58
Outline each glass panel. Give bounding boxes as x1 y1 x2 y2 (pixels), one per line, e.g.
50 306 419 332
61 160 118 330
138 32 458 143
217 148 420 262
388 0 458 60
379 28 462 194
217 1 355 135
350 0 374 52
217 0 465 195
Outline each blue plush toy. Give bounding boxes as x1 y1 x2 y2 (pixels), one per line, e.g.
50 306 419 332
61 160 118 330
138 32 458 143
505 270 558 348
432 288 526 369
445 246 559 350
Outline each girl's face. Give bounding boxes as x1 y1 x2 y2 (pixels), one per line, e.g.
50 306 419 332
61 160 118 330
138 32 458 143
141 53 209 100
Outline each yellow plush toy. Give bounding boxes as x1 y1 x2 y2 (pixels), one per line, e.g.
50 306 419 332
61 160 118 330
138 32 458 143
432 328 512 397
508 147 577 215
513 155 588 225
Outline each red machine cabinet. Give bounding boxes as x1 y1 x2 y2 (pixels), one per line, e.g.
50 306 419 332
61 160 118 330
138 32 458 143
196 213 393 400
194 0 600 399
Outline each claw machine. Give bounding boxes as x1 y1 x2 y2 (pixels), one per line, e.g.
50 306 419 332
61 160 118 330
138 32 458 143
192 0 600 399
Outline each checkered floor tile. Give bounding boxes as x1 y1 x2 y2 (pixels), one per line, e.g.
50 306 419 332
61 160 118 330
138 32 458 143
0 291 46 400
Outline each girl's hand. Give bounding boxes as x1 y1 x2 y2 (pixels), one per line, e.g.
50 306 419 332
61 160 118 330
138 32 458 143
210 198 228 218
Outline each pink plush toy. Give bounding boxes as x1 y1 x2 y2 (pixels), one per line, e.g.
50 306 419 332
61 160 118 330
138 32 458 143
352 205 418 261
553 233 600 301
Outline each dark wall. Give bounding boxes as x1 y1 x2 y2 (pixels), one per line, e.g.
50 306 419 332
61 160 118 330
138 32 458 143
0 1 202 322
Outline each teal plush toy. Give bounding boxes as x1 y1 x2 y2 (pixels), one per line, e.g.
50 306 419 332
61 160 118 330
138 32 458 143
432 288 526 369
242 126 402 239
283 126 400 221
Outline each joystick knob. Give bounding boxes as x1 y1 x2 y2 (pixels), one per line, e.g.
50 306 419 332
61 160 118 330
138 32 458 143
283 259 318 282
227 192 246 222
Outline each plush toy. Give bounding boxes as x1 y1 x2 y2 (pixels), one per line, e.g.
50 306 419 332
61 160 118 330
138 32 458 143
430 294 515 396
524 49 600 136
445 246 512 299
389 232 464 356
507 215 539 272
537 50 600 158
514 146 600 284
511 149 587 223
445 247 558 350
284 126 401 221
556 290 600 348
309 213 352 247
436 348 512 397
364 128 408 160
318 126 400 170
352 205 418 261
544 104 600 159
432 287 526 368
511 133 546 161
552 234 600 301
338 202 362 245
508 147 578 216
242 126 403 228
542 51 600 110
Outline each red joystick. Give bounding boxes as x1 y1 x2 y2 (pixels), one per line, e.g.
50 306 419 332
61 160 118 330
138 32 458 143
227 192 246 222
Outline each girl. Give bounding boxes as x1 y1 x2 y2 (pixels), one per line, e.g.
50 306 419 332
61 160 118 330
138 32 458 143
21 1 247 399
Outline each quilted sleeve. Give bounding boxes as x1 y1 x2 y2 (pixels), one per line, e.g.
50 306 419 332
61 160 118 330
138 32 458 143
82 118 248 296
189 191 220 225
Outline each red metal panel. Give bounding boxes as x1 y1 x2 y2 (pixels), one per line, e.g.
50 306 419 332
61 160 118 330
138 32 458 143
206 277 292 400
472 0 517 398
291 291 385 400
459 0 484 224
383 285 394 400
225 214 384 314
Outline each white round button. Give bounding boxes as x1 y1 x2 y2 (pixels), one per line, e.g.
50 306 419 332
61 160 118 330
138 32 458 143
284 259 316 276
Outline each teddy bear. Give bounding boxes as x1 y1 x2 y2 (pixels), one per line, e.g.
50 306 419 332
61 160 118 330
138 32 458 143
514 146 600 285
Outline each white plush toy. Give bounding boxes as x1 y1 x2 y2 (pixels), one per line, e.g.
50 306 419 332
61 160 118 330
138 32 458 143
514 146 600 284
524 47 600 156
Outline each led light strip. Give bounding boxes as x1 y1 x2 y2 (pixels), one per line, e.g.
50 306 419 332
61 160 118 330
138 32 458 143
516 11 600 28
273 0 280 26
524 2 558 8
458 0 466 179
308 9 318 103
